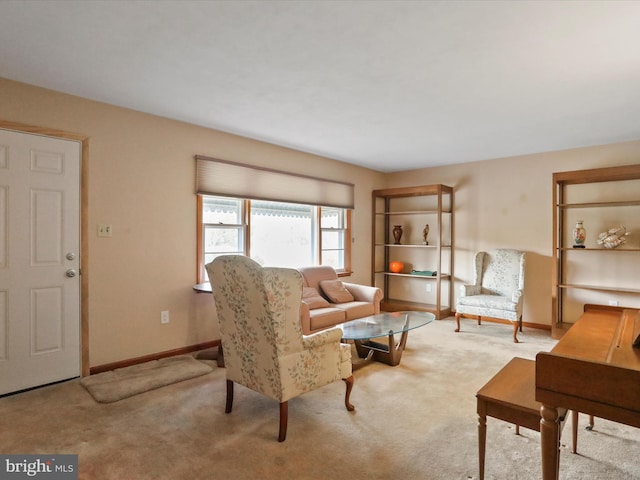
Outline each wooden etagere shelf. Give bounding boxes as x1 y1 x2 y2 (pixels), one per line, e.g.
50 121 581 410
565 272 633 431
372 184 453 319
558 247 640 251
552 164 640 337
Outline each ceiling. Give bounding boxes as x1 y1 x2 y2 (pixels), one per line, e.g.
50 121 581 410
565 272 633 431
2 1 640 173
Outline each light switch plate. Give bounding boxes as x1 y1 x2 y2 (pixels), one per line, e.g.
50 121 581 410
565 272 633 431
97 224 112 237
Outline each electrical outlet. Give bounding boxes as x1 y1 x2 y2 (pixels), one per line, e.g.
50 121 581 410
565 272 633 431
425 284 432 293
97 224 112 237
161 310 170 324
608 300 619 307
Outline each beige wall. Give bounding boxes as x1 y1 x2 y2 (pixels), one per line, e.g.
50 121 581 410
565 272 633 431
0 77 385 366
386 146 640 327
2 76 639 367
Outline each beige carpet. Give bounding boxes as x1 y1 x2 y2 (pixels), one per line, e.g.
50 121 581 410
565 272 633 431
80 354 213 403
1 318 639 480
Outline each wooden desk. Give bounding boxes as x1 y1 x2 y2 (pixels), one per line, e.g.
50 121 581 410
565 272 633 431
535 306 640 480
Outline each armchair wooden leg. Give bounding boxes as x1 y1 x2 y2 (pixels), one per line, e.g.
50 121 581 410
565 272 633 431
278 401 288 442
455 313 461 332
343 376 355 411
478 315 482 326
225 379 234 413
512 322 520 343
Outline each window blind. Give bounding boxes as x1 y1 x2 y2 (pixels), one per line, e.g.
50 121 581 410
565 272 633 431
195 155 354 209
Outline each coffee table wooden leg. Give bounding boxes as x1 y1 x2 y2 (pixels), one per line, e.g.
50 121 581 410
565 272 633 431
397 328 409 352
351 340 375 370
353 340 372 360
386 329 408 366
371 330 408 366
353 331 410 367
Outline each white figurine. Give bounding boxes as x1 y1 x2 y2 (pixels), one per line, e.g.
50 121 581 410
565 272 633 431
597 225 631 249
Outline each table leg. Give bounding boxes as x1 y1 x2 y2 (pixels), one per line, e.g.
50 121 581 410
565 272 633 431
386 329 408 366
478 403 487 480
353 340 374 361
351 340 375 370
540 404 561 480
352 330 409 366
216 345 225 368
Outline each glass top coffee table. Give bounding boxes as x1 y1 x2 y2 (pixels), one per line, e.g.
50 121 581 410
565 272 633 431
338 311 435 367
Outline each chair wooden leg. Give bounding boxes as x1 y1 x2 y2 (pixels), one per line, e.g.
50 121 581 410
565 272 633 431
225 379 234 413
455 313 461 332
278 401 288 442
478 315 482 326
513 322 520 343
343 376 355 411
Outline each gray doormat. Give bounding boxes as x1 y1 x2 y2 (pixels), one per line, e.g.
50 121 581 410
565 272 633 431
81 355 213 403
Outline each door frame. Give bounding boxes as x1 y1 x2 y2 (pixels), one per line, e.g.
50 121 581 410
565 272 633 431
0 119 90 376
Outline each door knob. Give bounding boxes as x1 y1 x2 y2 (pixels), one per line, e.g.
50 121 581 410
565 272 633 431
65 269 77 278
66 252 76 261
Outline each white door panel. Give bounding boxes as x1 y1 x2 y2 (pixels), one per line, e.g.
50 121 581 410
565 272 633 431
0 129 80 395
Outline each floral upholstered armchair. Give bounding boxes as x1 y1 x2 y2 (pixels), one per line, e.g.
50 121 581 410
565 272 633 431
455 249 526 343
206 255 354 442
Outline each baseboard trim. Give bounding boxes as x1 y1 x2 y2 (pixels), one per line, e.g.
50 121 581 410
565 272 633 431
89 340 221 375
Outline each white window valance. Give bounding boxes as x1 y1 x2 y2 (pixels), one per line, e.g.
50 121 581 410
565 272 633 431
195 155 354 209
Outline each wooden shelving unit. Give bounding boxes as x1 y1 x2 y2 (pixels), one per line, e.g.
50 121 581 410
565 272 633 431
372 184 453 319
552 164 640 336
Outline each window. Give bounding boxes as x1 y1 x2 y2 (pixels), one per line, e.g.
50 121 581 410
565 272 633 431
201 196 245 273
197 195 351 283
320 206 348 268
249 200 314 268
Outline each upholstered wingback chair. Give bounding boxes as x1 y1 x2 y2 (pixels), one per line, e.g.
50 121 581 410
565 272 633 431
455 249 526 343
206 255 354 442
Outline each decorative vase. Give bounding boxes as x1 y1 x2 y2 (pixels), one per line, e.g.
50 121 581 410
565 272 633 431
573 221 586 248
422 224 429 245
389 261 404 273
392 225 403 244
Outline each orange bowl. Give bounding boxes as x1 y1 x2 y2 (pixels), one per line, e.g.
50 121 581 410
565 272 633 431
389 261 404 273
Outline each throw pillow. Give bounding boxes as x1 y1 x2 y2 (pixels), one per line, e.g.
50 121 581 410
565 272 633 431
302 287 330 309
319 280 354 304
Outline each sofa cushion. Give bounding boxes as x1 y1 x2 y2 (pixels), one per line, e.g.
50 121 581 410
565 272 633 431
319 280 355 303
309 307 347 332
302 287 331 309
334 301 375 320
298 265 338 290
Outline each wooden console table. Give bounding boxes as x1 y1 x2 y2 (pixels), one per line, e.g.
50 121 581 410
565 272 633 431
535 305 640 480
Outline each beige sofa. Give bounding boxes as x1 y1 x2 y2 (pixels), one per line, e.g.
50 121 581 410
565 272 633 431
298 265 383 335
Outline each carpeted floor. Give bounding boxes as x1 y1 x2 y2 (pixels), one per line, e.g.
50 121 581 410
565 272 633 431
1 318 639 479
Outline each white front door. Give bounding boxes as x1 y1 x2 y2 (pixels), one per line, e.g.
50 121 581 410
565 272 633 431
0 129 81 395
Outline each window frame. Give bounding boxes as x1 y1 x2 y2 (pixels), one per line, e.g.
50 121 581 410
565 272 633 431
197 195 352 283
319 207 351 272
